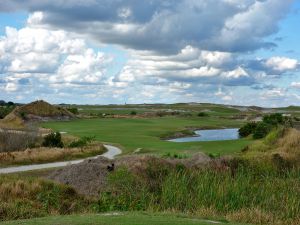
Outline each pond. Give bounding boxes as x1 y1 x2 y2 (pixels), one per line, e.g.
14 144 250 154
168 128 239 142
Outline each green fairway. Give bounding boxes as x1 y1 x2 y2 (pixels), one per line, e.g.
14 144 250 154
42 117 252 155
1 212 246 225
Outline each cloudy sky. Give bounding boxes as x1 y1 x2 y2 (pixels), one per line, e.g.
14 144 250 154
0 0 299 106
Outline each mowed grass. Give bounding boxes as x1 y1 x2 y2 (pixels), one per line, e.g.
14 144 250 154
1 212 246 225
42 117 251 155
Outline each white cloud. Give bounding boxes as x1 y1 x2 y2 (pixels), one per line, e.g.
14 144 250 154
261 88 286 99
52 49 111 83
0 25 112 88
265 57 298 72
4 83 18 92
291 82 300 89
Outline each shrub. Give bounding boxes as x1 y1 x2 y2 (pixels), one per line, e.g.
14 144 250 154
130 111 137 115
238 122 257 137
42 132 64 148
68 136 95 148
253 122 272 139
197 112 209 117
263 113 284 126
67 108 78 114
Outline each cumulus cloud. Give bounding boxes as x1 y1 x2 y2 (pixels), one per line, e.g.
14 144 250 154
265 57 299 72
0 0 293 54
0 1 299 106
0 25 112 96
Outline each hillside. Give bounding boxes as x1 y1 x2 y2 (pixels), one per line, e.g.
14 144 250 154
0 100 75 129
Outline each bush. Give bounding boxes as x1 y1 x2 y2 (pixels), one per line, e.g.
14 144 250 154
42 132 64 148
197 112 209 117
263 113 284 126
130 111 137 115
67 108 78 114
238 122 257 137
68 136 95 148
253 122 272 139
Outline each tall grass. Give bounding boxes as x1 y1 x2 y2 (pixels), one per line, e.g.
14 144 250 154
98 162 300 225
0 175 89 221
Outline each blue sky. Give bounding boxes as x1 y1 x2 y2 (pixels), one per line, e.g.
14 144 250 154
0 0 299 106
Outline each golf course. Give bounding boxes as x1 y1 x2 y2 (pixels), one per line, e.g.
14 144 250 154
42 117 251 155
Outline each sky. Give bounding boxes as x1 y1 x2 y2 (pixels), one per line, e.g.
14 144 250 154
0 0 299 107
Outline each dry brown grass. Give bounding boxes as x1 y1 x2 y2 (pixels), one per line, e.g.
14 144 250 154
0 142 105 166
0 128 40 152
277 128 300 154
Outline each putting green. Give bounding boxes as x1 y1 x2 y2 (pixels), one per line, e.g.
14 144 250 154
0 212 247 225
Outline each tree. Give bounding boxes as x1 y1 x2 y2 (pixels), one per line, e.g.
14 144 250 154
238 122 257 137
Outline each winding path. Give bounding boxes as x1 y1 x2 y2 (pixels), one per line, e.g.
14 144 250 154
0 144 122 174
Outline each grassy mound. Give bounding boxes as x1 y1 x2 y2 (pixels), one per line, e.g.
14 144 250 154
13 100 74 118
0 100 75 129
242 127 300 169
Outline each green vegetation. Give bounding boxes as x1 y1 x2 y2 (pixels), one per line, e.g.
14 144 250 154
239 113 291 139
238 122 257 138
67 107 79 115
42 132 64 148
252 122 272 139
68 136 95 148
1 212 246 225
0 175 89 222
130 111 137 115
0 105 15 119
42 117 251 155
197 112 209 117
95 162 300 225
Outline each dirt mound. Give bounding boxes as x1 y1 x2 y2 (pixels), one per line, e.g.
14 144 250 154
1 100 75 128
48 156 112 196
47 153 224 196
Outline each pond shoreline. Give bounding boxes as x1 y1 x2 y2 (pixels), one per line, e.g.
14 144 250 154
161 126 232 140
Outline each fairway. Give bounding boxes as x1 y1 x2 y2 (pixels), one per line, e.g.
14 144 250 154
0 212 247 225
42 117 252 155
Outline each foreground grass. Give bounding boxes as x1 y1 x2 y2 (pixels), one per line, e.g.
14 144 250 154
42 117 250 155
1 212 247 225
1 158 299 225
96 164 300 225
0 175 90 221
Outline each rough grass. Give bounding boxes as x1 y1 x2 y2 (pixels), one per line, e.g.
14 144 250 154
0 175 89 221
97 162 300 225
242 127 300 168
0 142 105 167
1 156 299 225
42 117 251 155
